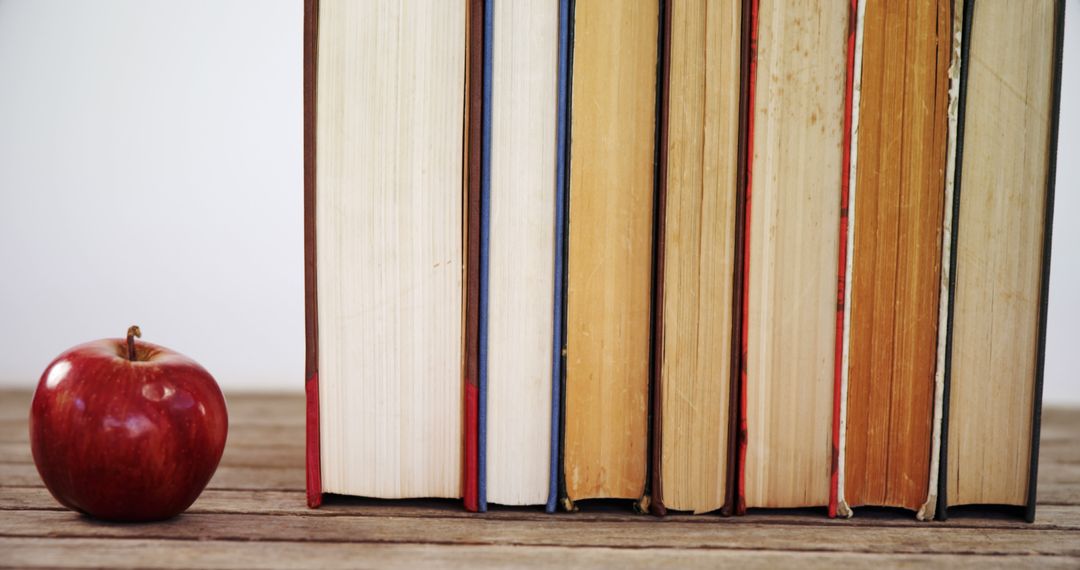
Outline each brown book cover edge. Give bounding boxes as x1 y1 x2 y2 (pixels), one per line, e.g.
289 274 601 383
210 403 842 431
648 0 672 518
725 0 753 518
463 0 483 513
303 0 322 509
734 0 760 517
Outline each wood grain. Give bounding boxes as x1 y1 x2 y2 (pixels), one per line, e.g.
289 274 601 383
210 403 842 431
4 510 1080 556
8 538 1079 570
2 390 1078 568
5 485 1080 530
564 0 657 502
844 0 951 512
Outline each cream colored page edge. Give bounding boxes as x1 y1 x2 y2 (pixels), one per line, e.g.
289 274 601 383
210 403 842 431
317 0 465 499
486 0 558 506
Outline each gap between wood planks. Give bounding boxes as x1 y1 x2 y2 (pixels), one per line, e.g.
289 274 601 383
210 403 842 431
1 510 1079 557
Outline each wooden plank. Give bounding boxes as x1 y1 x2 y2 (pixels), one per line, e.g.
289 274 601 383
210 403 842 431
2 511 1080 557
1040 488 1080 506
2 389 1079 569
5 487 1080 530
1042 408 1080 433
1039 464 1080 505
4 538 1076 570
2 386 1080 570
0 391 31 419
1042 440 1080 465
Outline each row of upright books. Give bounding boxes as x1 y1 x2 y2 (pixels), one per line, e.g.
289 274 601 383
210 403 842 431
302 0 1064 522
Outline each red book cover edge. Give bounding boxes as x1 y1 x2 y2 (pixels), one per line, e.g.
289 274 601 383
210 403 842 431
829 0 859 519
303 0 323 509
736 0 759 516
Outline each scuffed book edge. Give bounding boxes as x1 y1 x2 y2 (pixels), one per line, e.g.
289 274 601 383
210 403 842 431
920 0 964 524
831 0 863 521
935 0 974 522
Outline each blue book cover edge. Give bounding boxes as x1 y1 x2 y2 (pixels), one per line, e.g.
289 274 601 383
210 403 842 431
477 0 494 514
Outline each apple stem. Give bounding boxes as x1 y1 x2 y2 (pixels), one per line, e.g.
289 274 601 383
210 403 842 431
127 325 142 361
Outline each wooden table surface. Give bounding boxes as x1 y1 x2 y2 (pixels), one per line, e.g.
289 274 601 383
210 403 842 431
1 390 1077 568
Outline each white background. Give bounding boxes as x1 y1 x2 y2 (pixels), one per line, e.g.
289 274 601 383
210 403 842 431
0 0 1077 403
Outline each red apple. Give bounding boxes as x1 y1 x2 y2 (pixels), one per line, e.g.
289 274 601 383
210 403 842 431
30 326 227 521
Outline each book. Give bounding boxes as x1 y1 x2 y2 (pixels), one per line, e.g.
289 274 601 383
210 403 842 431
561 0 659 509
304 0 468 506
650 0 745 516
477 0 562 511
739 0 853 511
297 0 1064 520
937 0 1064 523
835 0 952 518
